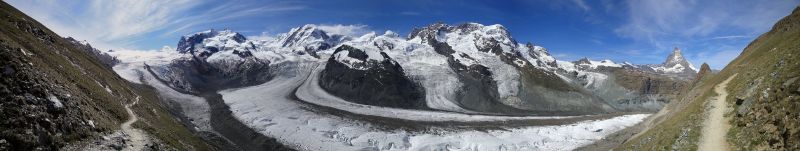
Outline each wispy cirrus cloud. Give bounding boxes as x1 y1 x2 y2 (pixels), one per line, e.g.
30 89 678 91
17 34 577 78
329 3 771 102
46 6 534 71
7 0 306 50
572 0 591 11
614 0 798 45
688 49 742 70
710 35 750 40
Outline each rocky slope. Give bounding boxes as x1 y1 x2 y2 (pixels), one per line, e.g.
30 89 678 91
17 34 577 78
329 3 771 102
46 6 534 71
618 6 800 150
0 2 212 150
64 37 119 68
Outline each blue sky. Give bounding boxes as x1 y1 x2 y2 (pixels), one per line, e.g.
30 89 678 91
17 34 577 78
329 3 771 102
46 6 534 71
7 0 800 69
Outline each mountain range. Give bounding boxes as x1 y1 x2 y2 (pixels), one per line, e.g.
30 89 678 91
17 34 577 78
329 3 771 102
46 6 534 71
151 22 697 116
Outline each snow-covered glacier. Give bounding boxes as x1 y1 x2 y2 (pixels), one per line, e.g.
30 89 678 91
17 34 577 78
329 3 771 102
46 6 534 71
219 61 650 151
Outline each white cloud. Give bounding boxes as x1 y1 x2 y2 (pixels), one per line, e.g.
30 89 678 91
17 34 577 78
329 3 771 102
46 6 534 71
614 0 693 41
316 24 372 37
89 0 197 40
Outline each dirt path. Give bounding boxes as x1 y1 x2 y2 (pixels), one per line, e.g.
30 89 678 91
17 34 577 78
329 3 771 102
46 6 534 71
121 96 149 151
698 74 737 151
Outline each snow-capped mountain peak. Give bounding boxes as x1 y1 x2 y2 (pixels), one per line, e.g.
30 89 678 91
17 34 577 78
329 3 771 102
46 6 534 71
277 24 351 51
652 47 697 74
518 43 557 68
407 22 515 46
664 47 686 66
176 29 254 59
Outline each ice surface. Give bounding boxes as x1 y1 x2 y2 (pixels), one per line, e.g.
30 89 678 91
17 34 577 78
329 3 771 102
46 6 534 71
222 70 650 150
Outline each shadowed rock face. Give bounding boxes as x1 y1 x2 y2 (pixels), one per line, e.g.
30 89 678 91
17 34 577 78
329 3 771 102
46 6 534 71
696 63 712 81
150 57 271 93
319 45 426 109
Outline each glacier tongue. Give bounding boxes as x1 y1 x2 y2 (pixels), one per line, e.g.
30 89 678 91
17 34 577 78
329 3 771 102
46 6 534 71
219 61 651 151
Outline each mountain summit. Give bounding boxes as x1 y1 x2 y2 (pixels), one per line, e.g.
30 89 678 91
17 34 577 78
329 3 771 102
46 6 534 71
662 47 697 71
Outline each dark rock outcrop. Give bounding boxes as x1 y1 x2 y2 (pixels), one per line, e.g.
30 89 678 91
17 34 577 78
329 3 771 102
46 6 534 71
695 63 712 82
319 45 425 109
151 57 271 93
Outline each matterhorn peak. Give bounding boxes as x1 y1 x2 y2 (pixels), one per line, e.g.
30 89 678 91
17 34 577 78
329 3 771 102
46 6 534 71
650 47 697 75
664 47 685 65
